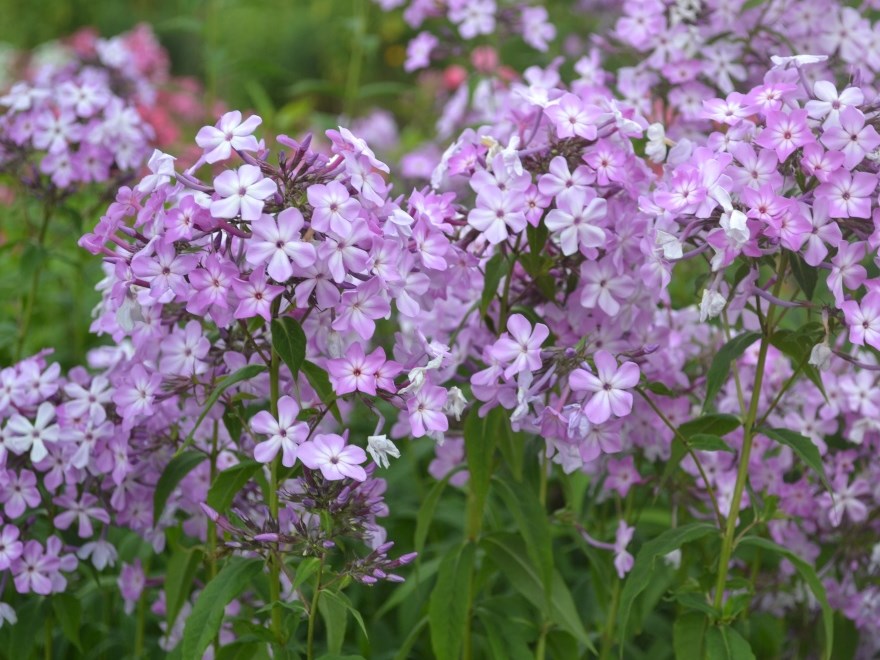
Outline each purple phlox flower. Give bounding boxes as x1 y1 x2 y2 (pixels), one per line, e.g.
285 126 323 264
406 384 449 438
160 320 210 376
489 313 550 380
53 490 111 538
246 208 317 282
210 164 277 221
467 185 527 245
579 258 635 316
196 110 262 163
569 350 640 425
298 433 368 481
755 109 814 161
613 520 635 578
816 169 876 219
5 402 59 463
332 277 392 340
820 106 880 169
251 395 309 467
307 181 361 237
327 343 389 396
232 269 285 322
842 290 880 351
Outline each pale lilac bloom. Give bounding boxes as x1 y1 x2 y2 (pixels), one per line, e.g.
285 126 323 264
232 270 285 322
160 321 209 376
12 541 59 595
53 491 111 538
569 350 640 425
0 470 41 519
538 156 595 202
820 475 870 527
467 185 527 245
0 525 23 570
246 208 317 282
112 365 162 424
579 258 635 316
842 291 880 350
828 241 867 304
805 81 864 125
800 144 845 183
118 559 146 614
327 343 388 395
820 107 880 169
755 109 814 161
298 433 368 481
332 277 392 340
490 314 550 380
613 520 635 578
210 164 277 221
521 6 555 51
131 239 198 303
63 375 112 419
307 181 361 237
801 200 842 266
405 32 438 72
448 0 496 39
815 169 876 219
545 188 607 256
544 93 599 140
195 110 262 163
406 385 449 438
5 402 59 463
250 396 309 468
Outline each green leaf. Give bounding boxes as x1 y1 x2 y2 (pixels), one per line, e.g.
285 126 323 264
271 316 307 378
482 534 596 652
618 523 719 652
154 451 208 525
428 542 476 660
673 612 707 660
679 414 741 438
8 599 43 660
704 332 761 410
463 407 502 537
179 365 268 455
320 590 368 641
318 589 347 654
705 625 756 660
207 460 263 511
789 252 817 300
414 466 465 555
477 607 534 660
480 254 510 316
166 546 205 630
181 557 263 659
51 593 82 651
687 434 734 453
737 537 833 660
645 381 675 396
292 557 322 591
302 360 342 423
759 427 830 491
494 477 553 604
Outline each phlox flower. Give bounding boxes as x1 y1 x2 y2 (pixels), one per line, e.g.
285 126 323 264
820 107 880 170
250 396 310 467
246 208 317 282
196 110 262 163
489 314 549 380
327 343 390 396
210 164 277 221
467 186 527 245
5 402 59 463
841 291 880 350
755 109 814 161
298 433 368 481
569 350 640 425
406 385 449 438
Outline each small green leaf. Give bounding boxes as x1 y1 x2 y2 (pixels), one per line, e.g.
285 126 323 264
181 557 262 659
414 466 465 554
320 590 368 641
687 434 734 453
645 381 675 396
705 625 756 660
207 460 263 511
759 427 830 491
618 523 719 651
679 414 741 438
51 593 82 651
480 254 510 316
704 332 761 410
154 451 207 525
166 546 205 630
737 537 833 660
178 364 268 455
428 542 476 660
302 360 342 423
463 407 502 537
271 316 307 378
789 252 817 300
482 534 596 652
673 612 707 660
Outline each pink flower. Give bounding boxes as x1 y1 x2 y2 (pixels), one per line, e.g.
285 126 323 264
828 241 867 304
613 520 635 578
232 270 285 322
569 350 640 425
820 107 880 169
53 490 110 538
332 277 391 340
246 208 317 282
5 402 59 463
545 93 599 140
544 187 607 256
805 81 864 125
160 321 209 376
842 291 880 350
12 540 59 595
579 258 635 316
0 525 23 570
0 470 40 519
816 169 876 219
251 396 309 467
195 110 262 163
118 559 145 615
112 365 162 424
307 181 361 237
489 314 550 380
406 385 449 438
404 32 438 72
819 475 870 527
210 164 277 221
755 109 814 161
298 433 367 481
467 185 527 245
604 456 642 498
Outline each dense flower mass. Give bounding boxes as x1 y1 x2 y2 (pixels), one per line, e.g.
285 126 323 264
4 0 880 657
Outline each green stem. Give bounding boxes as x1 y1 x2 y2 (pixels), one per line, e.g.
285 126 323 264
306 557 324 660
535 624 549 660
16 203 52 360
343 0 367 119
712 256 786 611
268 310 283 643
599 578 621 660
44 614 52 660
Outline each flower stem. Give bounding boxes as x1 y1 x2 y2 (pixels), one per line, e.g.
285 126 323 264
268 314 283 643
16 202 52 360
598 578 621 660
712 255 786 611
306 556 324 660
